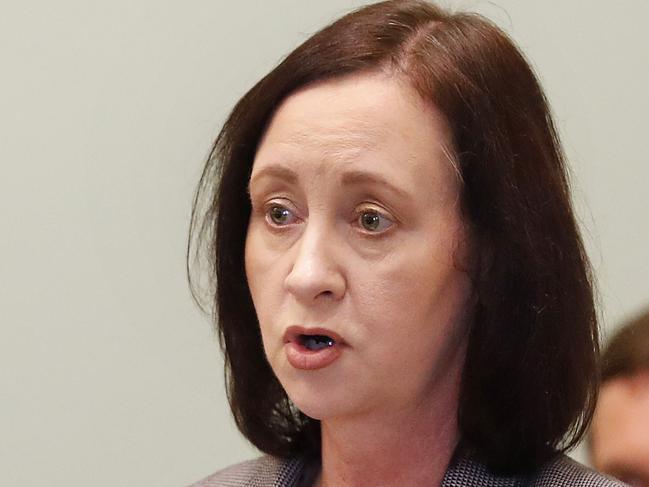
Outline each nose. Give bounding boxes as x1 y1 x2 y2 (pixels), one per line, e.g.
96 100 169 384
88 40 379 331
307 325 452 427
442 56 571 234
284 220 346 304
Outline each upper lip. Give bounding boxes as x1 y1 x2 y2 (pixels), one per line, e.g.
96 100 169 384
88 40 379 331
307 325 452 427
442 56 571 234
283 325 347 346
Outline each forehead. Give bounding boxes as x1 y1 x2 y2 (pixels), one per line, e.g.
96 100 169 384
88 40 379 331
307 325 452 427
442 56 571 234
262 74 397 151
252 71 458 196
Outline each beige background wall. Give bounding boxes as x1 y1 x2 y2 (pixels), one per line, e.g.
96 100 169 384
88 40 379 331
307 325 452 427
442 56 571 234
1 1 647 485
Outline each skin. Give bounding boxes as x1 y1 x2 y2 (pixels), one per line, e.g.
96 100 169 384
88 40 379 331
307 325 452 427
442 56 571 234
590 372 649 486
244 71 474 487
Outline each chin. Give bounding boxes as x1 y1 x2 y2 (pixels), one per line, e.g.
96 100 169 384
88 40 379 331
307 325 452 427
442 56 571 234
290 397 352 421
267 348 375 420
279 374 370 421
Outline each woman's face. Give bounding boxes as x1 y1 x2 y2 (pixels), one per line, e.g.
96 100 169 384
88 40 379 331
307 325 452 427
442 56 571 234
245 72 473 421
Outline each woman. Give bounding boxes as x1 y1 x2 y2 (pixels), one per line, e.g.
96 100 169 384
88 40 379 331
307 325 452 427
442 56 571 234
186 1 625 485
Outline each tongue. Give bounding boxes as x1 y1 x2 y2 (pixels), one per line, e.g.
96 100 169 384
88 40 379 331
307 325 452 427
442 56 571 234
301 334 335 351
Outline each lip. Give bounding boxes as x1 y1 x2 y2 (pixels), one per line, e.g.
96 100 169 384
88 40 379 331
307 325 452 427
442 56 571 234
283 325 347 371
283 325 346 346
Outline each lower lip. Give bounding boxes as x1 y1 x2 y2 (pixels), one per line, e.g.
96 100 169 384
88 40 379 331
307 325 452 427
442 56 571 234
284 341 343 370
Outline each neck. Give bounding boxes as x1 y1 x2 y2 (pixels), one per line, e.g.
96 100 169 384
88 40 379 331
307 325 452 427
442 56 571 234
314 370 462 487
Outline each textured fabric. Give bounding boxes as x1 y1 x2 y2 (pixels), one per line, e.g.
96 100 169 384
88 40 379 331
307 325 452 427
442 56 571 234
188 455 305 487
188 452 627 486
442 453 627 487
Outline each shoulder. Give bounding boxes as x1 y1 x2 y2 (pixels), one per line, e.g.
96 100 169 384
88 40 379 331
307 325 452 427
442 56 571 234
186 455 305 487
444 452 627 487
530 455 627 487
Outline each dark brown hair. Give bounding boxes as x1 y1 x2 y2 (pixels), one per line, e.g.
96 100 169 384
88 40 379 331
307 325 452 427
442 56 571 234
601 308 649 383
187 0 599 474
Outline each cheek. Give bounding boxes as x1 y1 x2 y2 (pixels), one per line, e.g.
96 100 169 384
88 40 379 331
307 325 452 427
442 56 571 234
353 232 471 367
244 234 258 305
244 232 277 362
244 228 273 321
244 226 292 342
359 239 469 329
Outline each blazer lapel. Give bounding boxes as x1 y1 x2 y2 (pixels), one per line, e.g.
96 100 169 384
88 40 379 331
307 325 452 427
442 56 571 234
442 452 521 487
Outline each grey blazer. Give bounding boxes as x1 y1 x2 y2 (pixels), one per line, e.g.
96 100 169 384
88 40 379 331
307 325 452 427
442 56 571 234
189 452 627 486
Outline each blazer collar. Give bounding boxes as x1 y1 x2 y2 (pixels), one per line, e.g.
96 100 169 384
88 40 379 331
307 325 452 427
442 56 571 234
278 451 522 487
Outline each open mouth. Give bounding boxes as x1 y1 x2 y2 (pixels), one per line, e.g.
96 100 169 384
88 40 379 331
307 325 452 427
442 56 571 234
299 334 336 351
284 326 344 351
283 326 345 370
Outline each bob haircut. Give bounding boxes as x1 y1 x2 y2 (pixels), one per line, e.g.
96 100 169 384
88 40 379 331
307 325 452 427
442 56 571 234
188 0 599 474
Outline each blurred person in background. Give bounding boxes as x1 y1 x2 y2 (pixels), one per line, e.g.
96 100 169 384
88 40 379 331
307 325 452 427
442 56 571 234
590 307 649 486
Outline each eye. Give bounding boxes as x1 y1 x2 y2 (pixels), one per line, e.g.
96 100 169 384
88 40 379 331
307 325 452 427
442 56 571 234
357 208 394 234
265 204 298 227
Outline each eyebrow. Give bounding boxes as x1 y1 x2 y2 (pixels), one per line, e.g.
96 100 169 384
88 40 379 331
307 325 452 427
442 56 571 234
342 169 412 200
248 165 298 191
247 165 412 200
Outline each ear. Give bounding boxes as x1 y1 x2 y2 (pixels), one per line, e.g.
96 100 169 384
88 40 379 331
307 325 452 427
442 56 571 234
452 220 480 273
